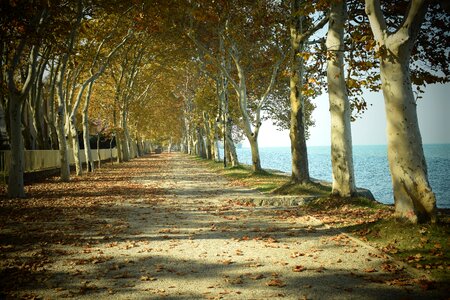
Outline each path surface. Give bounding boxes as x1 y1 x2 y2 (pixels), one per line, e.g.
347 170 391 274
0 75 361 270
0 153 444 299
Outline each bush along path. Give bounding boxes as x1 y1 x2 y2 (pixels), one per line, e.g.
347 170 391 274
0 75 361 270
0 153 447 299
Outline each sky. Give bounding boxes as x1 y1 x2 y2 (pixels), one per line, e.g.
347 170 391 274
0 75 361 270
244 83 450 147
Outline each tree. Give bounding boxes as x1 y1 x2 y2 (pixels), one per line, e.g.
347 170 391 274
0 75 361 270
55 0 83 182
326 0 356 197
288 0 328 183
365 0 445 223
189 0 287 172
2 3 48 197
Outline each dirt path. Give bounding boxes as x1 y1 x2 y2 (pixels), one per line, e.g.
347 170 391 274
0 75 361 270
0 153 444 299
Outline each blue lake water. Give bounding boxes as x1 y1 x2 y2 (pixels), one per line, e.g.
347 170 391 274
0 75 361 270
232 144 450 208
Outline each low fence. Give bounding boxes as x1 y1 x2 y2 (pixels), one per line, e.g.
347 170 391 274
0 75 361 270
0 148 118 174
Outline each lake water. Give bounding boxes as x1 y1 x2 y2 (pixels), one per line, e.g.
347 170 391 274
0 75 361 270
232 144 450 208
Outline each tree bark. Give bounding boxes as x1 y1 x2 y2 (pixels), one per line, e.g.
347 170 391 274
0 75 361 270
121 109 130 161
327 0 356 197
203 111 212 159
381 58 436 223
365 0 436 223
55 0 83 181
224 123 239 167
8 97 25 197
46 59 60 149
289 0 310 183
6 20 43 196
69 114 82 176
55 93 70 181
212 119 220 162
82 81 95 172
248 135 262 172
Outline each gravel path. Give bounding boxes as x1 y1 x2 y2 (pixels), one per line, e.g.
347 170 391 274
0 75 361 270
121 153 437 299
1 152 444 299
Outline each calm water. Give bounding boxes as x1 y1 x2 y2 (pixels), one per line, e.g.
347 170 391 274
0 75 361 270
233 144 450 208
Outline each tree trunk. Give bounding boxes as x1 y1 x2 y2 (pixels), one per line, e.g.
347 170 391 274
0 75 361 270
203 112 212 159
55 62 71 182
289 0 310 184
212 120 220 162
97 133 101 168
82 111 93 172
327 0 356 197
56 103 70 181
121 110 130 161
69 115 82 176
136 137 143 156
365 0 436 223
82 82 95 172
248 135 262 172
381 58 436 223
225 125 239 167
21 103 35 150
7 97 25 198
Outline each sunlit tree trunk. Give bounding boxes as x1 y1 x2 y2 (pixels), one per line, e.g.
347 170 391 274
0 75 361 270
327 0 356 197
46 59 60 150
69 114 82 176
56 0 82 181
224 124 239 167
56 74 71 181
366 0 436 223
212 119 220 162
82 81 95 172
203 111 212 159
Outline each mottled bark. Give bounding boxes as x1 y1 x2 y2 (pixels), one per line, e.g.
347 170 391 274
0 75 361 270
8 97 25 197
82 81 94 172
203 111 212 160
327 0 356 197
289 0 310 183
366 0 436 222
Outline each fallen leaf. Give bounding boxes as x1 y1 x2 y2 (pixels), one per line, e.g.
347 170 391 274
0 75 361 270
293 265 306 272
364 268 377 273
266 279 286 287
291 252 305 258
250 274 265 280
221 259 233 265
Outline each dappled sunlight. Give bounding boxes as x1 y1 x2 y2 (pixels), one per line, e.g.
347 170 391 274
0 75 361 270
0 153 445 299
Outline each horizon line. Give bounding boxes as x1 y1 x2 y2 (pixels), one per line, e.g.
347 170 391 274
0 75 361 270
240 142 450 148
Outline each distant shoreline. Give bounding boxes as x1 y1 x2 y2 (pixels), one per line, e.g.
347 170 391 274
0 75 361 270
241 143 450 149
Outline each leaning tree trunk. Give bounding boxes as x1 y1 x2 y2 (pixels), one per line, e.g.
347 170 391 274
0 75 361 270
327 0 356 197
366 0 436 223
7 97 26 198
381 58 436 223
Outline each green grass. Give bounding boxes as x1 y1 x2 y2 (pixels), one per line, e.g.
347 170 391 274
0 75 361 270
273 181 331 196
196 158 287 193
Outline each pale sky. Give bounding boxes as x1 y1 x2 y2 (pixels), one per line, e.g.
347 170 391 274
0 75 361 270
246 83 450 147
